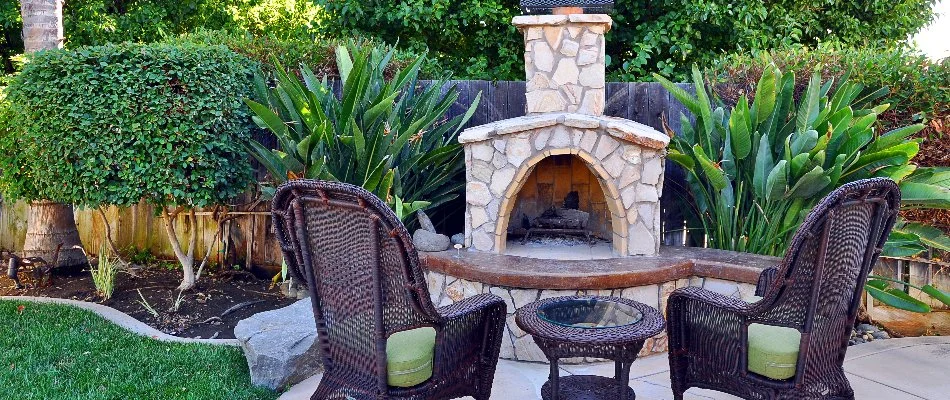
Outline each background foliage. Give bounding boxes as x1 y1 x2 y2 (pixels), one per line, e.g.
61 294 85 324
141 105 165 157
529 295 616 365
3 0 937 82
0 42 254 208
317 0 938 81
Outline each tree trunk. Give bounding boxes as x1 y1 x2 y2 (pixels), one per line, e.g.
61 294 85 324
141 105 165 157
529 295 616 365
22 201 87 267
19 2 85 268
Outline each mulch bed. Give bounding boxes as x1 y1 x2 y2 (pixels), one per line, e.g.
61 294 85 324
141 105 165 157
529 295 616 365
0 265 296 339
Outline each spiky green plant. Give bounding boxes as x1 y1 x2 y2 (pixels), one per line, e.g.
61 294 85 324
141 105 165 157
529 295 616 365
655 60 950 312
245 42 479 221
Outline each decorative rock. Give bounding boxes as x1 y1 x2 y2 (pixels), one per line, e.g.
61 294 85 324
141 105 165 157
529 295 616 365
470 206 489 229
602 152 626 179
492 152 508 169
472 229 495 251
577 48 598 66
594 135 620 159
642 157 663 185
532 41 554 72
471 160 493 183
562 84 583 103
413 229 451 252
621 185 637 209
618 165 641 189
579 64 605 89
488 286 516 312
636 183 659 203
628 222 655 255
543 26 563 48
551 58 580 86
703 278 741 298
490 167 516 196
579 130 598 152
525 27 543 41
467 181 492 206
416 210 436 233
534 128 552 150
526 72 552 91
450 233 465 245
619 285 659 311
470 142 494 161
560 39 579 57
622 145 642 164
548 126 572 147
234 299 322 390
526 90 567 114
505 136 533 166
581 31 598 46
579 89 605 115
563 114 601 129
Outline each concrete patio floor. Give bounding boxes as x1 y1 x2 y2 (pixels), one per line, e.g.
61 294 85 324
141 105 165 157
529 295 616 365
280 336 950 400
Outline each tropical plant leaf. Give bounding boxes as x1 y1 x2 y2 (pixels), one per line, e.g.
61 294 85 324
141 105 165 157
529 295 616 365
866 280 931 313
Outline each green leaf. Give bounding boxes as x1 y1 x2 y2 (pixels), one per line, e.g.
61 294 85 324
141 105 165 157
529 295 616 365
752 64 778 124
786 166 831 199
921 285 950 308
654 73 701 117
753 134 774 199
335 45 353 83
866 280 932 313
729 96 752 159
765 160 788 201
693 144 727 191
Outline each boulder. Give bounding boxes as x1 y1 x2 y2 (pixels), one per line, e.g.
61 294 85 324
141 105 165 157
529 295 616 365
234 298 322 390
450 233 465 245
416 210 437 233
413 229 452 252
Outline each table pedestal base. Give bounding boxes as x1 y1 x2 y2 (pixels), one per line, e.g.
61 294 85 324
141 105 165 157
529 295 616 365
541 375 636 400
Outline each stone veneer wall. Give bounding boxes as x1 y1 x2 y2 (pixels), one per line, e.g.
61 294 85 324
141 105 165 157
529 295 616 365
425 269 758 363
462 113 668 256
514 14 611 115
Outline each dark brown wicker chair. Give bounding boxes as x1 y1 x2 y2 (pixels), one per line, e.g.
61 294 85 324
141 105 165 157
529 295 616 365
272 180 507 400
666 178 900 400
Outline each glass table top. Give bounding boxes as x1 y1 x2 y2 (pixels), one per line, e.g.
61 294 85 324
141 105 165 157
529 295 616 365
537 298 643 329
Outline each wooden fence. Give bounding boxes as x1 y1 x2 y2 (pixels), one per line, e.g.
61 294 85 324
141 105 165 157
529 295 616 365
1 80 698 272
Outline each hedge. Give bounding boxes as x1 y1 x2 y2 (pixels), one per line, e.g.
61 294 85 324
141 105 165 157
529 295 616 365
0 42 254 208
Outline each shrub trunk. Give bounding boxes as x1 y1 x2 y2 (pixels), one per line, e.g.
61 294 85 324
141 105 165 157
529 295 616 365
22 201 86 267
19 2 86 267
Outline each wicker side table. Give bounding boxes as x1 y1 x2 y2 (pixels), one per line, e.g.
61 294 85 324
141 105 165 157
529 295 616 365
515 296 665 400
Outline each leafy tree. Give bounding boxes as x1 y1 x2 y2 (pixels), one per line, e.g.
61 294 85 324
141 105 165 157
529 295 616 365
316 0 938 81
1 0 322 74
0 42 254 290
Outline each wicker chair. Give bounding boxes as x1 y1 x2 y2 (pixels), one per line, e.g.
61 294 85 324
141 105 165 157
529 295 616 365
666 178 900 400
272 180 507 400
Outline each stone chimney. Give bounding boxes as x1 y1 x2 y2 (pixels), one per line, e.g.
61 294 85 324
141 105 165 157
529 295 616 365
513 14 611 116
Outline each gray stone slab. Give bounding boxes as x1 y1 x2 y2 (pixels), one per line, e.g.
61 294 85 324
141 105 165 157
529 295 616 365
843 337 950 399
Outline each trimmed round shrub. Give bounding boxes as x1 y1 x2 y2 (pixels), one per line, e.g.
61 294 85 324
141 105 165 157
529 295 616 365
0 42 254 208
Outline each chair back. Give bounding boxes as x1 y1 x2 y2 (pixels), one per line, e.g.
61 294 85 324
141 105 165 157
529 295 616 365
756 178 900 374
271 180 440 383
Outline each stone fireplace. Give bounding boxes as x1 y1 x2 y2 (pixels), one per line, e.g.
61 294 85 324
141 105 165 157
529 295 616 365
461 13 670 258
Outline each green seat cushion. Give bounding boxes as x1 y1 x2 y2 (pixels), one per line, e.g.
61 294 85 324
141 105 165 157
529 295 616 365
747 323 801 380
386 327 437 387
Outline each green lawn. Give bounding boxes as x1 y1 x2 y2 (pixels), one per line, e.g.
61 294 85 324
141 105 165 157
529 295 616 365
0 300 277 400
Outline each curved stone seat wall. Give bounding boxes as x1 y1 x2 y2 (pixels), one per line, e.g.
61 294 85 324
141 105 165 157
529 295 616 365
420 247 778 363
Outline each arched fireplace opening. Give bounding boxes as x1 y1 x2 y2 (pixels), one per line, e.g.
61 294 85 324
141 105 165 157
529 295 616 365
503 154 616 259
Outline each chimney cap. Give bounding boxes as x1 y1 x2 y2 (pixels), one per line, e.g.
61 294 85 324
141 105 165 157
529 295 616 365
520 0 613 15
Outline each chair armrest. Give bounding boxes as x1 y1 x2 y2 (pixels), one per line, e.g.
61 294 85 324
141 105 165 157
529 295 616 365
438 293 507 321
434 294 507 373
754 266 780 297
666 287 752 378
